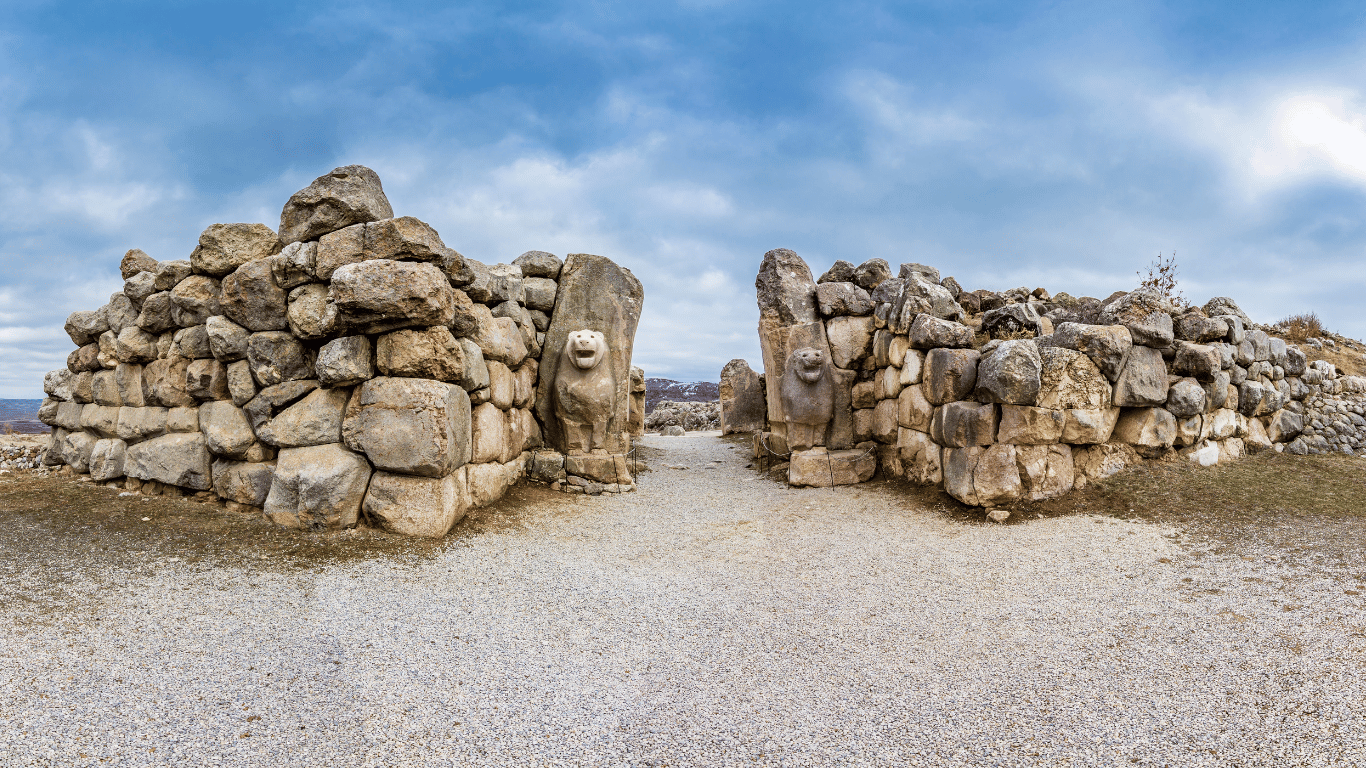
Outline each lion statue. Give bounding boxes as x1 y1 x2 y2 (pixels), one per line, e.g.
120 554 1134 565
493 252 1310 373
780 346 835 451
554 329 616 454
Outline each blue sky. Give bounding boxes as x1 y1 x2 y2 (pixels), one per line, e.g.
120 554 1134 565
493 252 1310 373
3 0 1366 397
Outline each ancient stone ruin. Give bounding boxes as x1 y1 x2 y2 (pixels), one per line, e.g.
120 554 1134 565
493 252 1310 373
40 165 642 537
724 248 1366 508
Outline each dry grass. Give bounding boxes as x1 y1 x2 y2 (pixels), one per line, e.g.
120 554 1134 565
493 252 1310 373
1276 312 1328 342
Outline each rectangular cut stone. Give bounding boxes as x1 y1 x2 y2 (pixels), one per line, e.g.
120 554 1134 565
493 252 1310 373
788 446 877 487
930 401 997 448
124 433 213 490
997 405 1066 445
265 443 373 529
342 377 471 477
362 470 469 538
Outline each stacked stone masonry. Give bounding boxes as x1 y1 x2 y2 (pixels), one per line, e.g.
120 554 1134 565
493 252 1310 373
732 249 1363 506
40 165 643 538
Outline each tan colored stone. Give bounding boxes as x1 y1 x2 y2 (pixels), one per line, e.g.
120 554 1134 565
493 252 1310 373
331 259 455 334
1015 444 1074 501
1061 407 1120 444
1036 347 1111 409
286 283 344 340
124 432 213 490
186 359 230 401
470 402 508 464
826 316 875 369
997 405 1065 445
279 165 393 245
211 460 275 506
199 401 256 458
1112 407 1176 456
89 438 128 482
923 349 980 405
487 361 515 410
362 470 469 538
80 404 121 438
897 428 942 485
930 401 997 448
896 382 933 432
191 223 281 276
116 406 167 443
874 365 902 401
942 444 1023 507
342 377 472 477
899 349 924 386
788 446 877 487
375 326 465 381
256 387 349 448
1071 443 1139 489
264 443 373 529
220 259 289 332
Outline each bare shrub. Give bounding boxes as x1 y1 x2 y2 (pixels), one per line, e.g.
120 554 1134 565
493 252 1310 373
1277 312 1327 342
1136 252 1189 310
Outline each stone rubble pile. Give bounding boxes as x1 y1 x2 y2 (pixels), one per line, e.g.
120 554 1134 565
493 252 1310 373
0 444 44 471
646 401 721 434
728 248 1357 506
39 165 642 536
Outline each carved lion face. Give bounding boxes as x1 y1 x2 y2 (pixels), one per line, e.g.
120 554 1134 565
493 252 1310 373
565 329 609 370
791 347 826 383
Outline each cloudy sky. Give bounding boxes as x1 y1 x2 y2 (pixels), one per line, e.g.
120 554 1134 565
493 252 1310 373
3 0 1366 397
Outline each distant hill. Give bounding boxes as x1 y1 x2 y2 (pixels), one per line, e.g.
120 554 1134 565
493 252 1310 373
645 379 718 412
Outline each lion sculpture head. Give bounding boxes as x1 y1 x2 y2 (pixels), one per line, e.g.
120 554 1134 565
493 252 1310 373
564 329 609 371
790 347 826 384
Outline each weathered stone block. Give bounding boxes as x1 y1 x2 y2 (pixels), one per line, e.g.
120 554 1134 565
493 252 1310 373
997 405 1066 445
124 432 212 490
942 444 1022 507
256 387 349 448
1061 407 1120 444
376 326 464 381
316 335 374 387
211 460 275 507
826 316 875 369
220 259 289 332
264 443 373 529
897 428 942 485
788 446 877 487
89 438 128 482
1015 444 1074 501
362 470 468 538
975 340 1042 406
342 377 472 477
279 165 393 245
199 400 256 458
331 259 455 334
247 331 313 387
1112 345 1168 407
896 382 934 432
930 401 998 448
1113 407 1177 456
719 359 766 434
923 349 980 405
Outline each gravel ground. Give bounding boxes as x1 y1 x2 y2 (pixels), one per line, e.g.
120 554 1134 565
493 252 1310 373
1 432 1364 767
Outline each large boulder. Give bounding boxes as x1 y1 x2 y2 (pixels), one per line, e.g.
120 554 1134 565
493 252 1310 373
826 316 875 369
1113 407 1177 456
286 283 345 339
316 336 374 387
190 223 281 276
331 260 455 334
88 438 128 482
755 248 818 326
534 253 644 455
942 444 1023 507
376 326 465 381
1202 297 1251 326
279 165 394 245
243 380 319 429
719 359 766 434
1112 345 1168 407
1264 409 1303 443
788 446 877 487
1173 311 1229 343
120 249 158 280
897 428 943 485
1061 407 1120 444
199 401 256 458
908 314 974 349
997 405 1066 445
930 401 998 448
342 377 472 477
981 303 1045 339
256 387 349 448
211 460 276 507
975 340 1042 406
1047 323 1132 381
816 282 873 317
363 216 449 263
1015 444 1075 501
1165 378 1207 418
1098 288 1174 347
247 332 313 386
124 432 213 490
264 443 373 529
1172 342 1221 381
362 471 469 538
896 382 934 432
513 250 563 279
64 308 109 347
1072 443 1139 489
273 241 317 290
753 249 828 446
1036 347 1111 410
206 315 250 361
889 279 964 334
220 259 289 332
852 259 892 291
923 349 980 405
185 359 229 401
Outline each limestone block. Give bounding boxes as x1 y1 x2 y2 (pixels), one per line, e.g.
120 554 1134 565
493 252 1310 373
1263 409 1303 443
279 165 393 245
65 308 109 347
1165 378 1206 418
169 275 222 326
468 312 528 367
817 282 874 318
190 223 280 277
317 336 374 387
874 365 903 402
361 470 468 538
1048 322 1132 381
1112 345 1168 407
487 361 514 410
1207 408 1239 440
457 338 490 392
97 331 119 369
243 380 319 429
898 349 924 386
1036 347 1111 410
466 460 519 508
975 340 1042 406
1202 370 1231 411
942 444 1023 507
826 316 876 369
211 460 275 507
199 401 256 458
68 343 101 374
930 401 998 448
170 325 212 360
71 371 94 403
513 250 563 279
286 283 344 339
1284 345 1307 377
890 279 964 334
923 349 980 405
43 369 76 402
264 443 373 529
220 259 289 332
1113 407 1177 455
523 277 558 313
61 431 98 473
206 315 250 361
1071 443 1139 489
470 402 508 464
981 303 1045 339
37 398 61 428
908 314 974 349
342 377 472 477
564 454 631 484
852 381 876 409
872 398 899 444
114 364 147 408
185 359 230 401
227 360 257 406
272 241 317 290
124 270 157 306
853 259 891 291
1243 417 1272 453
315 222 367 280
1217 438 1245 463
1098 288 1174 347
116 406 167 443
1237 380 1276 417
1015 444 1074 501
115 326 158 364
997 405 1066 445
376 326 464 381
256 387 349 448
152 260 192 292
1061 407 1120 444
1172 342 1221 381
89 438 128 482
897 428 942 485
124 433 213 490
166 406 200 433
54 401 83 432
788 446 877 487
80 405 121 438
878 444 904 479
756 248 818 326
247 331 313 387
363 216 448 262
1173 311 1229 343
331 259 456 334
91 370 121 407
120 249 157 280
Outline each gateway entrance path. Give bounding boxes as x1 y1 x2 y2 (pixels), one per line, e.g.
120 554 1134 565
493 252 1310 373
1 433 1362 766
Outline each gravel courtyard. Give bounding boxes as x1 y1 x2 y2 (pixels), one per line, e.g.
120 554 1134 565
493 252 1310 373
2 433 1364 767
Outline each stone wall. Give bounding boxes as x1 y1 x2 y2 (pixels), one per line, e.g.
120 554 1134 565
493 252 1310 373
741 249 1363 504
38 165 642 537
